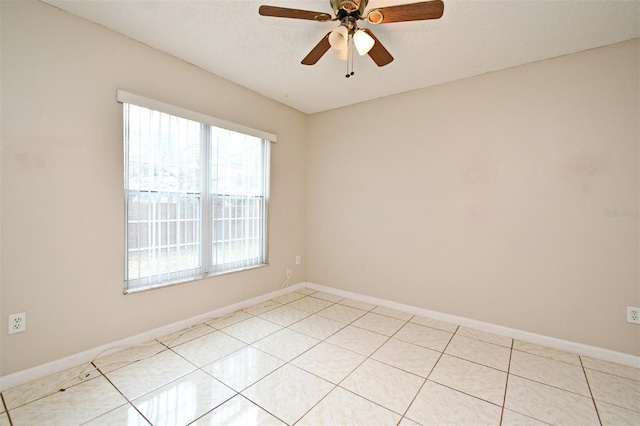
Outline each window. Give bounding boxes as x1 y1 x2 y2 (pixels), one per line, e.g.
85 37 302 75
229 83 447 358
119 91 274 293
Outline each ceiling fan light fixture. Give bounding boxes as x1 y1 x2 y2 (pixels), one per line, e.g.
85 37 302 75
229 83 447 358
353 29 375 55
329 25 349 50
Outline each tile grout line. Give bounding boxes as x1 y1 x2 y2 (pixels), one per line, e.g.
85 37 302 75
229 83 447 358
228 355 284 409
506 371 603 400
231 291 347 342
211 291 346 425
579 355 604 426
216 293 382 425
286 296 413 423
579 361 640 383
397 323 458 424
2 366 105 414
238 316 338 423
91 307 255 425
93 365 154 426
400 336 513 412
498 337 514 425
438 351 508 374
511 345 585 367
0 393 14 426
334 312 413 412
289 297 389 424
89 314 227 382
283 298 506 423
116 341 244 425
225 358 292 424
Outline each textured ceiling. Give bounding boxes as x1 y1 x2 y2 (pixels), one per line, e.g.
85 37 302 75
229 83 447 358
42 0 639 114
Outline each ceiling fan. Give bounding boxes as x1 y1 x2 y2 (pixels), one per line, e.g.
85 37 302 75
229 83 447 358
259 0 444 75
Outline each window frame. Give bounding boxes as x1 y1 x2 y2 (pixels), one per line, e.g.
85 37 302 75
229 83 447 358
118 90 275 294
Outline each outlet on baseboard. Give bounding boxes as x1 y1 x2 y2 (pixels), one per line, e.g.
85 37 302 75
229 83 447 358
8 313 26 334
286 269 292 279
627 307 640 324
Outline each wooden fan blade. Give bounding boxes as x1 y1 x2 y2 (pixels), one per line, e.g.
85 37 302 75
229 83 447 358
366 0 444 24
362 29 394 67
301 32 332 65
259 5 331 21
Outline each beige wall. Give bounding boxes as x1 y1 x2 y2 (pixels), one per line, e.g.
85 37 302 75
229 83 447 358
0 1 307 375
306 39 640 356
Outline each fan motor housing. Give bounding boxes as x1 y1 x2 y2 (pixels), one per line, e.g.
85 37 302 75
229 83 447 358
331 0 368 18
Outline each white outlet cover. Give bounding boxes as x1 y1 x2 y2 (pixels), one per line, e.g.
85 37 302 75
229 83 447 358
8 312 27 334
627 306 640 325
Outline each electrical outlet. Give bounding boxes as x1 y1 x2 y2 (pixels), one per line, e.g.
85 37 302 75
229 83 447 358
628 307 640 324
295 255 301 265
286 269 292 279
8 313 26 334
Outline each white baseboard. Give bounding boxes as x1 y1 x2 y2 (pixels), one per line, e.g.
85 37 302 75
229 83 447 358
1 280 637 392
0 283 304 392
303 282 640 369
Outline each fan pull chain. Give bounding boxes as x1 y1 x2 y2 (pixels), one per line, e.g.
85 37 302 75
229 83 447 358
346 35 355 78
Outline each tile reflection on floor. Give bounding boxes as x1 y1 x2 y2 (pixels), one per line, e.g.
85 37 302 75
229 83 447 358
1 287 639 426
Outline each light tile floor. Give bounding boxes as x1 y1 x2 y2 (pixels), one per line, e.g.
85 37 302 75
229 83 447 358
1 288 639 425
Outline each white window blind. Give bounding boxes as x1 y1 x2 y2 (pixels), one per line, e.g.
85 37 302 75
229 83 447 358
120 92 272 293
